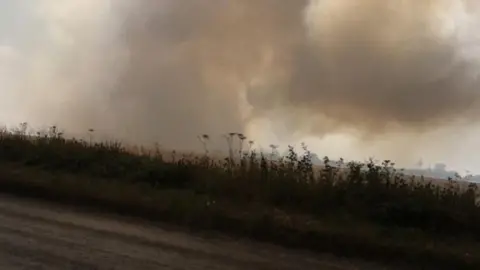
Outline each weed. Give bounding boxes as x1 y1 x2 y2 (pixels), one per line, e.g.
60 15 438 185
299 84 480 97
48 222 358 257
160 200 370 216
0 124 479 242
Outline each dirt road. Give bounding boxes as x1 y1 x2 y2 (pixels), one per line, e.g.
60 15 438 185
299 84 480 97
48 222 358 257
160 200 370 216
0 194 392 270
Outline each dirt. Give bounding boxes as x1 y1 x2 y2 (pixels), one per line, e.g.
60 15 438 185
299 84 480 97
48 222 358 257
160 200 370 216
0 193 401 270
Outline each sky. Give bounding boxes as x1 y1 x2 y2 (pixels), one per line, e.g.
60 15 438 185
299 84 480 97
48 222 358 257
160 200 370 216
1 0 480 175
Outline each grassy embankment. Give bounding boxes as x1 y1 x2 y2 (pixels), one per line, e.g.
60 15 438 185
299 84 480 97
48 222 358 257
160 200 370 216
0 124 479 269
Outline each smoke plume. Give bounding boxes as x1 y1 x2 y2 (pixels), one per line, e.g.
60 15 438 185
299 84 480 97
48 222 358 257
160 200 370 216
5 0 480 155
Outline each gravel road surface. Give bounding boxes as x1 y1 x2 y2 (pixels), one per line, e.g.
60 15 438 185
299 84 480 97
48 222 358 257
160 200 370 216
0 194 392 270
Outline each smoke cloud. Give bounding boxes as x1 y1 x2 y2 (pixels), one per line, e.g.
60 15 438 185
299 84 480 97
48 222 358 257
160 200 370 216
4 0 480 156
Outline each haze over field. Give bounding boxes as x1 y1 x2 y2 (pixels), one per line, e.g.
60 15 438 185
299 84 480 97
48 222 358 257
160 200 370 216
1 0 480 174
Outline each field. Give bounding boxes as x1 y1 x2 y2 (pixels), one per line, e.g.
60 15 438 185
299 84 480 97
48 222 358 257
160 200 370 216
0 124 479 269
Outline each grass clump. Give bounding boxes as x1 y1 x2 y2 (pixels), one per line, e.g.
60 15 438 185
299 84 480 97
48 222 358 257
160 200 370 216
0 124 479 269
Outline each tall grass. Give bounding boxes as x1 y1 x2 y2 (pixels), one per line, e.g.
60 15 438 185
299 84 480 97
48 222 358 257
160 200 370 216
0 124 479 240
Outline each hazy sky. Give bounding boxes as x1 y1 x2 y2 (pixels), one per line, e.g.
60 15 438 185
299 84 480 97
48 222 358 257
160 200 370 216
1 0 480 174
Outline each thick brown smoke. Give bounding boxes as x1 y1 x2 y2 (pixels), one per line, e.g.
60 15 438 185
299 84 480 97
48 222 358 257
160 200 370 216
23 0 480 152
102 0 308 150
279 0 480 138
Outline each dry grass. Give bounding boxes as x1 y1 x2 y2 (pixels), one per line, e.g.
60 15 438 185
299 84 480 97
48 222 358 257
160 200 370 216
0 124 479 268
